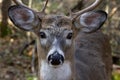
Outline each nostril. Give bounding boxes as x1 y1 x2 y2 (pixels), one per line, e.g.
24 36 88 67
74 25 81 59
50 57 61 65
48 53 64 66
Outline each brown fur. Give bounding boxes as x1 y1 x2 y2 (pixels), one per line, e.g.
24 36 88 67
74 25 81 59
8 3 112 79
35 15 112 80
74 30 112 80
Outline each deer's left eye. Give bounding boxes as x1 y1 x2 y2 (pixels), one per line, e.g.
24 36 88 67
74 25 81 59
66 33 73 39
40 32 46 39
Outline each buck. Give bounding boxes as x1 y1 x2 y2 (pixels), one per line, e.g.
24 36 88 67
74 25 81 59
8 0 112 80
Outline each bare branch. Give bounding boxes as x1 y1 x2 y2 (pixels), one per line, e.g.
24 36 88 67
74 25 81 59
41 0 49 13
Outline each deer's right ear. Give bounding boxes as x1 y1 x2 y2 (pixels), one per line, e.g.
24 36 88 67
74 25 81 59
8 5 40 31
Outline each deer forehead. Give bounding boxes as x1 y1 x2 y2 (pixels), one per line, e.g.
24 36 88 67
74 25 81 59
41 15 72 29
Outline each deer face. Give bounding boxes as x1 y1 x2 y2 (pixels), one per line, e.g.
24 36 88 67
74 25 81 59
37 15 73 66
8 4 107 67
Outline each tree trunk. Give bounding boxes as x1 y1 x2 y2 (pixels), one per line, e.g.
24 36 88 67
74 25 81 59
0 0 11 37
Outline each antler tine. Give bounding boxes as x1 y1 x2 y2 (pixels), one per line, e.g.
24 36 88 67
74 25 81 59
41 0 49 13
12 0 37 12
72 0 102 21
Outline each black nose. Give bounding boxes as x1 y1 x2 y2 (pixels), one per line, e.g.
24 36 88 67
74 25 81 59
48 51 64 66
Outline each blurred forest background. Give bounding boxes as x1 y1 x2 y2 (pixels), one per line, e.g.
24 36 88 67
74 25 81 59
0 0 120 80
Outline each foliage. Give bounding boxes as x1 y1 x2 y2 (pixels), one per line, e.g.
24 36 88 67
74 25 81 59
112 71 120 80
27 76 37 80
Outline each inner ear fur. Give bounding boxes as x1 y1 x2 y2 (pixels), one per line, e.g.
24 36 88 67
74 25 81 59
74 10 107 33
8 5 40 31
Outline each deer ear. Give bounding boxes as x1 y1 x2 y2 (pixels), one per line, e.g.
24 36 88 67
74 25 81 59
8 5 39 31
75 10 107 33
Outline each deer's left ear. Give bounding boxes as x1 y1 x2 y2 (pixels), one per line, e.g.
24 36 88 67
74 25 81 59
74 10 107 33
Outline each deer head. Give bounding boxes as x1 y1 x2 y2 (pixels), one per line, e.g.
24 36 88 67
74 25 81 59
8 0 107 67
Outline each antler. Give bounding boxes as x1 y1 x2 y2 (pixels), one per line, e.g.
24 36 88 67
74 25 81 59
12 0 26 6
12 0 101 20
12 0 49 13
71 0 102 21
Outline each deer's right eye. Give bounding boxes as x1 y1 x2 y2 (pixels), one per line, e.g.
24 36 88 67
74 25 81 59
40 32 46 38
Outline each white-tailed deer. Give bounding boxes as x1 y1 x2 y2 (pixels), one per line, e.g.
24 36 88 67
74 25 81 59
8 0 112 80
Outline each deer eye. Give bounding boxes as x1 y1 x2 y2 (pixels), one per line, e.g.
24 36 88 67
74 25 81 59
40 32 46 38
66 33 73 39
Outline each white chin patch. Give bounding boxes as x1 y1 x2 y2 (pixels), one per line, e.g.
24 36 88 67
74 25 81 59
40 60 71 80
